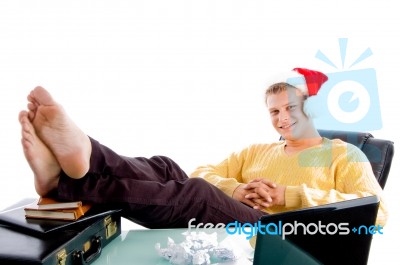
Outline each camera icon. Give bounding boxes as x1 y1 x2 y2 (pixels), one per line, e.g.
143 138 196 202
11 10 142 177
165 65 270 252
309 68 382 131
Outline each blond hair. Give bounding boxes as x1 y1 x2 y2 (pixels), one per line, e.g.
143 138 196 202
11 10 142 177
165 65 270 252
265 82 307 104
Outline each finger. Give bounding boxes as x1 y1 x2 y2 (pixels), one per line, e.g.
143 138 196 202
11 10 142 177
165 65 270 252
255 188 273 202
243 182 263 190
251 199 273 209
244 192 261 200
245 193 273 206
245 185 273 201
248 178 277 188
242 198 257 208
253 201 272 210
245 181 275 191
249 199 264 210
242 183 255 190
253 205 266 210
249 178 264 183
244 180 270 189
260 179 277 188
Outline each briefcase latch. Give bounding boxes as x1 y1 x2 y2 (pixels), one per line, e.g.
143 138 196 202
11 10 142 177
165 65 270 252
57 249 67 265
104 215 117 239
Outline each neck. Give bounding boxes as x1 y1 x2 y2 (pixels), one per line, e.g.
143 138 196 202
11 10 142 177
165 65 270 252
285 136 323 149
284 129 323 154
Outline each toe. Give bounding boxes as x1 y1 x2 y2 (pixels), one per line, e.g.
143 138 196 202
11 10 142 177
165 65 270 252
18 110 29 123
27 102 37 112
33 86 57 106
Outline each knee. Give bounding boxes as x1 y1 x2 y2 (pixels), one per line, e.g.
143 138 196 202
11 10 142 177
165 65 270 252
150 155 187 178
184 178 216 195
152 155 179 166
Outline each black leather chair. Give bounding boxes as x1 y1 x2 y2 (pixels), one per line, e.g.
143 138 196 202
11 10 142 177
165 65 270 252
317 129 394 189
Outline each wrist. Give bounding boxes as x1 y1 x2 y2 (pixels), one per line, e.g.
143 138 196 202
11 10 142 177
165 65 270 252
232 184 243 199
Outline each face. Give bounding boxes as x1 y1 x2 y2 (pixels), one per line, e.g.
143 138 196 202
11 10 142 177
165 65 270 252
266 88 311 140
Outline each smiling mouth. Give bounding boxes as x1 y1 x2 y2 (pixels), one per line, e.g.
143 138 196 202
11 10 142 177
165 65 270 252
279 122 296 129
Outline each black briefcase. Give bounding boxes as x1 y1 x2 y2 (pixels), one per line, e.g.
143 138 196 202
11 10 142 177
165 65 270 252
0 204 121 265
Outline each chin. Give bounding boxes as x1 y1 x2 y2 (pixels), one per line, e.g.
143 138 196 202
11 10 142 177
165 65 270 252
280 130 301 141
280 131 293 140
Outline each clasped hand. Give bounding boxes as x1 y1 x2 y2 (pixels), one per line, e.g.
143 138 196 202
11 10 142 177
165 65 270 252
232 178 286 210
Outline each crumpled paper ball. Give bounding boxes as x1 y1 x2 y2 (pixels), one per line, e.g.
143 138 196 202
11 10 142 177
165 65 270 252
155 231 238 265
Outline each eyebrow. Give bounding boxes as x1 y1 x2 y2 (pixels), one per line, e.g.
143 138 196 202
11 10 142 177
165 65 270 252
268 101 297 111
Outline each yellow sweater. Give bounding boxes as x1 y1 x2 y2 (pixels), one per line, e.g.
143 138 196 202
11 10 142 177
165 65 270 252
191 138 388 226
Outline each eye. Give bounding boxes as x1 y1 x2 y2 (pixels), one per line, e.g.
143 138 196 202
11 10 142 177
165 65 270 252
270 110 279 116
288 105 297 110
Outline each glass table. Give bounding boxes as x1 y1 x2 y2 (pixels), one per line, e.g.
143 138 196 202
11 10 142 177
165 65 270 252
91 228 254 265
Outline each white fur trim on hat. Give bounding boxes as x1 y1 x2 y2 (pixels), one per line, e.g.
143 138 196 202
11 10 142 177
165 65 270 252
266 70 309 95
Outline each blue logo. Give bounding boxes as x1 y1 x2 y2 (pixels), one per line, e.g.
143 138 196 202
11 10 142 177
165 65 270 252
308 38 382 131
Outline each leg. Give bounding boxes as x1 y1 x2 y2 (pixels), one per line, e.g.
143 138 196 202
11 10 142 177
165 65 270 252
57 138 264 228
87 138 189 182
24 86 263 227
121 178 265 228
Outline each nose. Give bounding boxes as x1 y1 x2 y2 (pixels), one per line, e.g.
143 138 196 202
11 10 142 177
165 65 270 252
279 110 289 122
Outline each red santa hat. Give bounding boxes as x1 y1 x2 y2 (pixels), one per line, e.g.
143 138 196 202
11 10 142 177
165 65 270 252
268 68 328 96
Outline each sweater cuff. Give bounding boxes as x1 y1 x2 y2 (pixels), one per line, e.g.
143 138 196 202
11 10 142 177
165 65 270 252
285 186 302 208
224 182 242 198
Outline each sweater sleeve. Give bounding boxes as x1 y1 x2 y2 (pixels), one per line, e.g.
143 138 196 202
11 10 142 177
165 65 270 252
190 147 249 197
285 144 388 226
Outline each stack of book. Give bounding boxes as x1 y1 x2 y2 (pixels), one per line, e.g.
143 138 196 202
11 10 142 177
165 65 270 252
24 197 92 221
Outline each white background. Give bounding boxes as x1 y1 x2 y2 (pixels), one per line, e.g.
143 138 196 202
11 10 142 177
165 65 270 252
0 1 398 264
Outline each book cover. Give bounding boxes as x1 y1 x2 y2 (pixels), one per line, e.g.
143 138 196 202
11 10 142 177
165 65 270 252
36 197 82 210
24 203 92 221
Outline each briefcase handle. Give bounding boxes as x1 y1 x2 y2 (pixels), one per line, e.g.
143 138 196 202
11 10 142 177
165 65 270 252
74 236 103 265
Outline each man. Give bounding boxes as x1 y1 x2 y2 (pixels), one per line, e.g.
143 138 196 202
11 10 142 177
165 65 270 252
19 68 387 228
191 68 387 226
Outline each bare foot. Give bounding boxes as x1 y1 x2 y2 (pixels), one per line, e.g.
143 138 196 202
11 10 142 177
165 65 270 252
27 86 92 179
19 111 61 196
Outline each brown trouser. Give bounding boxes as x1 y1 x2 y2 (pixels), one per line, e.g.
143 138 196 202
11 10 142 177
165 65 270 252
57 137 264 228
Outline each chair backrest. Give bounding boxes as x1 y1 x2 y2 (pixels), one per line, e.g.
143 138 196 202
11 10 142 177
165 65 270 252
279 130 394 189
318 130 394 189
